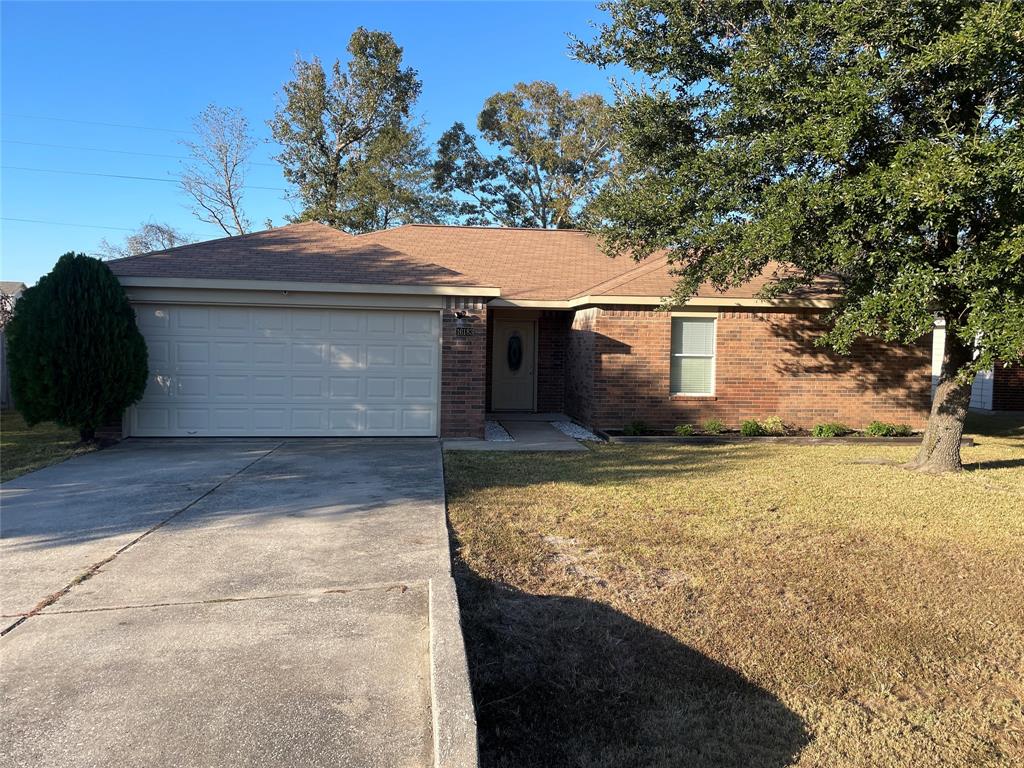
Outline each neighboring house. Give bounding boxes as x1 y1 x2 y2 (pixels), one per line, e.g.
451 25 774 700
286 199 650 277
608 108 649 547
0 281 27 410
106 221 934 439
931 320 1024 412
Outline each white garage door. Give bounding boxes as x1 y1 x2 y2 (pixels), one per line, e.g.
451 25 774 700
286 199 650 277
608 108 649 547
130 305 440 437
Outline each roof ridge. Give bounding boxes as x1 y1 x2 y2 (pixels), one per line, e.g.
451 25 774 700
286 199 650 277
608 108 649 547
356 223 596 236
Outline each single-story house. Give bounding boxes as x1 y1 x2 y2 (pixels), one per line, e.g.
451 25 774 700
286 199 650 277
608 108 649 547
106 221 935 439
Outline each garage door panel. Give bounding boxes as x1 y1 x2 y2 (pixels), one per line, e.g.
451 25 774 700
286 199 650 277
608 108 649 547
329 377 361 399
176 307 210 330
253 376 288 398
330 312 362 333
214 342 250 364
254 343 287 365
402 378 434 399
402 346 434 367
176 341 209 364
214 375 249 399
292 377 325 399
176 375 210 398
175 408 210 432
367 346 397 366
329 344 361 368
402 408 434 431
130 306 439 436
366 409 397 431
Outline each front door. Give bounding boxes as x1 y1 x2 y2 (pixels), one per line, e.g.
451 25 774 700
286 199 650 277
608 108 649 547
491 318 536 411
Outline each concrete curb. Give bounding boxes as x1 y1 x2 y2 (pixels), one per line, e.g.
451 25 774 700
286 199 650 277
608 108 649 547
597 430 975 446
428 577 479 768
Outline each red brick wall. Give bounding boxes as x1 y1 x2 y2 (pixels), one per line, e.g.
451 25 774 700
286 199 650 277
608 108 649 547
993 363 1024 411
441 300 487 438
566 307 932 431
537 311 570 412
565 308 598 425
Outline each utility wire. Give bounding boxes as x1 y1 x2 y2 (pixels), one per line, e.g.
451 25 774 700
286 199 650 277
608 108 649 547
2 139 279 168
2 113 190 134
1 217 136 231
2 165 289 192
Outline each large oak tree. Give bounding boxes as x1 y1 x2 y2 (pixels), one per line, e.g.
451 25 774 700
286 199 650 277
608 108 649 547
577 0 1024 472
269 28 444 232
433 81 618 228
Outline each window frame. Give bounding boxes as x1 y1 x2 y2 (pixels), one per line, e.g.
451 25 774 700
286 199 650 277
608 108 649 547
669 314 717 397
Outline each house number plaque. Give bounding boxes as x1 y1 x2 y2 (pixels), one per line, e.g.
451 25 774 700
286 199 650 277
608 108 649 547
455 327 474 336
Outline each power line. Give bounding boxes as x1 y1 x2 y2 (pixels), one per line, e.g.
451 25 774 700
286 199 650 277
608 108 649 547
1 217 135 232
2 139 279 168
2 165 289 192
2 113 190 134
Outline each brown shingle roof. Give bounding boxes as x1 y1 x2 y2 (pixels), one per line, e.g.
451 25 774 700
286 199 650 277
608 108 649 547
357 224 646 300
108 221 488 288
109 220 837 303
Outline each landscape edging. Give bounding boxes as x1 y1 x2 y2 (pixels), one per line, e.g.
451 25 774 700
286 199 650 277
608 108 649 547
595 430 975 447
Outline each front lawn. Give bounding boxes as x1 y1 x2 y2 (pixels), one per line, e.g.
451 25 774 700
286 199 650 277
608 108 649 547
444 416 1024 767
0 410 95 483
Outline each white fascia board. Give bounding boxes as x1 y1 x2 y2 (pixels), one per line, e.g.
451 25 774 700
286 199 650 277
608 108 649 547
116 275 501 297
491 295 835 309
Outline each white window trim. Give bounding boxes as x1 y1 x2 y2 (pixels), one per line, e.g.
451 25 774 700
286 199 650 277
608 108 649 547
670 317 717 397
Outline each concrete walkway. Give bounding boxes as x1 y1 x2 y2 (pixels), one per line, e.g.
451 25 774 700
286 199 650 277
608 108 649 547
444 420 586 452
0 439 474 768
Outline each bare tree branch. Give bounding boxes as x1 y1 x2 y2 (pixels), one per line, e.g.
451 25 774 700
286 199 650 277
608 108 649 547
179 105 255 236
97 222 193 259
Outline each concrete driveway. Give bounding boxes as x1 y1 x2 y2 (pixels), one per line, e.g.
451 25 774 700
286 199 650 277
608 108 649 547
0 439 470 767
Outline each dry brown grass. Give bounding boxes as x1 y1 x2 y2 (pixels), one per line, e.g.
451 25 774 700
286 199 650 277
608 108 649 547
444 413 1024 767
0 410 95 483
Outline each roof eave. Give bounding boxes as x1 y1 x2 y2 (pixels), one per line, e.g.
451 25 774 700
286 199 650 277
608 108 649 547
491 295 836 309
115 275 501 298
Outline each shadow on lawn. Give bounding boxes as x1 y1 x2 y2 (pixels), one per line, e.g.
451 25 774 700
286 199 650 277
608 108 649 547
453 553 809 768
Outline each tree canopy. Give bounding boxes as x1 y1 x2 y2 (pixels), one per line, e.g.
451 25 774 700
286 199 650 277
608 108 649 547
269 28 443 232
433 81 618 228
6 253 148 441
577 0 1024 471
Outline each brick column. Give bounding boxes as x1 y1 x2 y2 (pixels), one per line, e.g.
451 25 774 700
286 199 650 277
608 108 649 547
440 298 488 438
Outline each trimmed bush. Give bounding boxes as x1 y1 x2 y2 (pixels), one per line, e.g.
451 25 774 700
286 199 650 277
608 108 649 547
623 419 650 436
673 424 695 436
759 416 786 435
6 253 148 441
740 419 765 436
865 421 913 437
702 418 725 434
812 422 852 438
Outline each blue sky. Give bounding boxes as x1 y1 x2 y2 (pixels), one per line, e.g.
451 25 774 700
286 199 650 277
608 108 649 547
1 0 621 285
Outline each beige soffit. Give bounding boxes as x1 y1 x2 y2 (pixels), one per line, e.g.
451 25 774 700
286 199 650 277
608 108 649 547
489 295 835 309
116 275 501 298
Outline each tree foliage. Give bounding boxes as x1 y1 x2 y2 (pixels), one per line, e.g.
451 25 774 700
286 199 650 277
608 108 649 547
577 0 1024 470
5 253 148 441
180 104 255 236
269 28 442 232
97 222 193 259
433 81 618 228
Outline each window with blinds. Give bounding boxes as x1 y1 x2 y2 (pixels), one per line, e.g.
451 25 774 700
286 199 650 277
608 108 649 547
670 317 716 395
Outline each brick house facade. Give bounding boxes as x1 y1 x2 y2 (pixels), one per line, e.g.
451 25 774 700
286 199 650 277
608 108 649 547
108 222 1009 440
556 307 932 431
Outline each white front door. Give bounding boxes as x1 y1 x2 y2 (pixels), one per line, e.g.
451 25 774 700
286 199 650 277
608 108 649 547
491 318 536 411
129 305 440 436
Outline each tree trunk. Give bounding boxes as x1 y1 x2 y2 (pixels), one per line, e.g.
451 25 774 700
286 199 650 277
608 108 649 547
906 331 973 473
